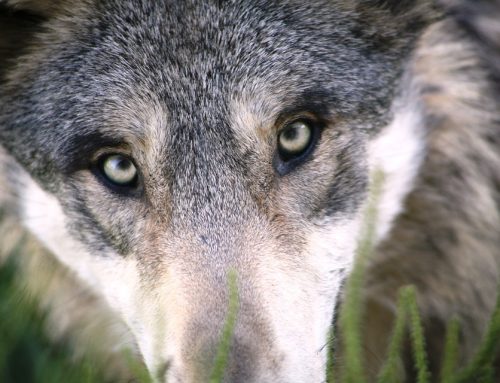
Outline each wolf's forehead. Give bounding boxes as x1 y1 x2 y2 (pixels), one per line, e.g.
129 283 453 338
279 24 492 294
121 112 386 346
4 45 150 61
49 0 397 170
95 1 336 95
89 0 386 104
83 1 372 135
80 2 325 139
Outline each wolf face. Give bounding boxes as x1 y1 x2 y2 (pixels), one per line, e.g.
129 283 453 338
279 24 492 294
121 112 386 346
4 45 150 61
0 1 438 381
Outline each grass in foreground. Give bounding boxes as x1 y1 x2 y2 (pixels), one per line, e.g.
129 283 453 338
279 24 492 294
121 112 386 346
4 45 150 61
1 169 499 382
0 256 110 383
331 169 500 383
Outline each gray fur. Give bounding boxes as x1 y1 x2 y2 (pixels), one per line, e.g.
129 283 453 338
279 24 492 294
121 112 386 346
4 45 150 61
0 0 498 382
0 0 423 252
362 17 500 381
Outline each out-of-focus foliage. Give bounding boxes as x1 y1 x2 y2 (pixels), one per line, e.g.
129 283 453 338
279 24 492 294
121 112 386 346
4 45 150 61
0 255 110 383
330 170 500 383
0 170 499 383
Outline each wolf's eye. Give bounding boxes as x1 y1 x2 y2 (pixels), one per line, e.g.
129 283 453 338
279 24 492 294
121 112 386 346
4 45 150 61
274 119 318 175
99 154 138 187
278 120 312 158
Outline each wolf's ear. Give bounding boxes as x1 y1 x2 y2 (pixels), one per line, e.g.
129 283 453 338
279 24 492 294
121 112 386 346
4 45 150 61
0 1 66 80
0 0 69 83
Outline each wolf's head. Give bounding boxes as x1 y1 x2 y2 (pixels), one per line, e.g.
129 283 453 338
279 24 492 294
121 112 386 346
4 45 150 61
0 1 437 381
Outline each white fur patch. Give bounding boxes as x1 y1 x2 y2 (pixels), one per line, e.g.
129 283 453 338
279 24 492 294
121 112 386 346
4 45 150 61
368 80 426 242
305 218 361 374
19 173 144 337
257 218 360 382
19 173 183 375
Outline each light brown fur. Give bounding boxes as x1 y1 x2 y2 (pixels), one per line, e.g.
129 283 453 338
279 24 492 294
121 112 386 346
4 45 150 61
361 19 500 381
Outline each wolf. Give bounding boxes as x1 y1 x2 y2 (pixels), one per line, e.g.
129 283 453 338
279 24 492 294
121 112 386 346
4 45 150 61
0 0 499 382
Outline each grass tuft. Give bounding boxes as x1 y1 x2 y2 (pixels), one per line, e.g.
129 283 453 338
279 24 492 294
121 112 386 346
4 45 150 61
376 288 411 383
439 318 460 383
454 288 500 383
209 270 240 383
326 326 335 383
1 169 500 383
404 286 430 383
338 169 385 383
0 255 110 383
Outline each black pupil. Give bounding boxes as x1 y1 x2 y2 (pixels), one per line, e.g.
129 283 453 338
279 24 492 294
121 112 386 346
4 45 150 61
116 158 131 171
282 126 299 141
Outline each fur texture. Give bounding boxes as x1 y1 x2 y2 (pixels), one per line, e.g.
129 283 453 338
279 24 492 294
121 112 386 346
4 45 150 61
0 1 498 382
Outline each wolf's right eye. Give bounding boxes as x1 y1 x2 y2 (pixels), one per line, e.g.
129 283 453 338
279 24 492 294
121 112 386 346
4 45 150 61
98 154 138 188
278 120 313 159
274 118 320 175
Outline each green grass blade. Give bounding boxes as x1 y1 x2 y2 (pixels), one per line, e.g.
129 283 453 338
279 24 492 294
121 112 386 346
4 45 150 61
376 289 409 383
123 349 153 383
0 254 111 383
404 286 430 383
454 290 500 383
209 271 239 383
326 326 335 383
339 169 385 383
439 317 460 383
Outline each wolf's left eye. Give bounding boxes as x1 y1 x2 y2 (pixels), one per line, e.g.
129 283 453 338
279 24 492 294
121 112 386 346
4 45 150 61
274 119 319 175
99 154 138 188
278 120 312 158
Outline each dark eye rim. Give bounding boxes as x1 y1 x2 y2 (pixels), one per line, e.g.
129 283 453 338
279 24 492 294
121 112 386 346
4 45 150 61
274 118 322 176
92 153 143 196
